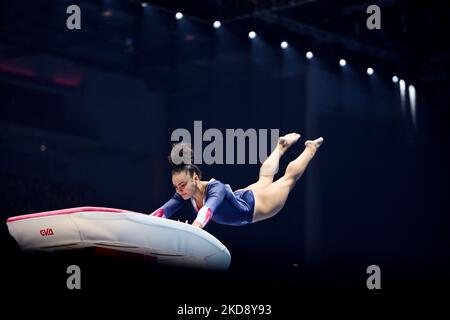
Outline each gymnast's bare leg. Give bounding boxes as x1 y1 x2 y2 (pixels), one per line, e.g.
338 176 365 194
242 132 301 190
250 136 324 223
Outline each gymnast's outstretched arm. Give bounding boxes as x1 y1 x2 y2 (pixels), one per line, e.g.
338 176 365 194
150 192 185 219
192 180 227 228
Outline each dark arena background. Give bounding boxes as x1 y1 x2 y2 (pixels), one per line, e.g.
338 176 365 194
1 0 449 316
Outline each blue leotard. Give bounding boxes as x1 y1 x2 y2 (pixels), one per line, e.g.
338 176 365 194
150 179 255 227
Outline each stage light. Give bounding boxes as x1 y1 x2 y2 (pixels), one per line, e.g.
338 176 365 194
306 51 313 59
280 41 288 49
392 76 399 83
408 84 416 98
248 31 256 39
141 2 148 7
409 84 417 128
367 67 374 75
175 12 183 20
339 59 347 67
213 21 221 29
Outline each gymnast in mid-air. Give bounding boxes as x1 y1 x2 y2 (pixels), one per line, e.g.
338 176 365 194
150 133 324 229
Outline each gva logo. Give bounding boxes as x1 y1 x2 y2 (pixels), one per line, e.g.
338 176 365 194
40 228 54 236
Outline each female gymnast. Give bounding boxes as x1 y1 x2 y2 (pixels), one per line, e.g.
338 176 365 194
150 133 324 229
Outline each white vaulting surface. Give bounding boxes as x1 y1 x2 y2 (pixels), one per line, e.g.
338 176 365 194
6 207 231 270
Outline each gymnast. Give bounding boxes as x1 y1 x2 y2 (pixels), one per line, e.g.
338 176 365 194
150 133 324 229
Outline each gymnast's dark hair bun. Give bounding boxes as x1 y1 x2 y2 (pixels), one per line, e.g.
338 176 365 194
168 142 202 179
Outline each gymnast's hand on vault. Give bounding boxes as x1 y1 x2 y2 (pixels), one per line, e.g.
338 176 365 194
191 220 204 229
